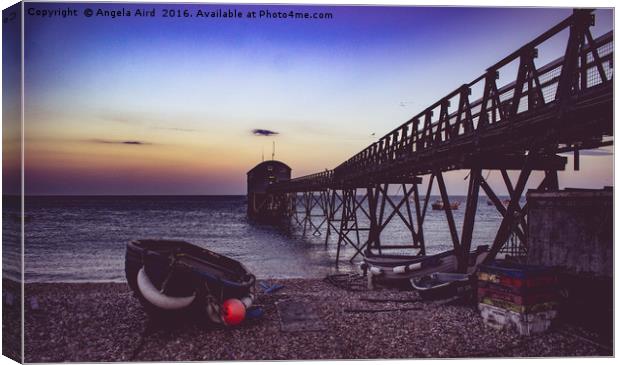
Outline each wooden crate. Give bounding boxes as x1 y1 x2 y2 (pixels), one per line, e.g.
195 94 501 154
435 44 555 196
478 287 558 306
479 296 558 314
479 261 553 280
477 271 557 289
479 302 557 336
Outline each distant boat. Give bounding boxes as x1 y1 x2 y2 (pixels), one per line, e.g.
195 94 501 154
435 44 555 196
431 200 460 210
486 199 511 207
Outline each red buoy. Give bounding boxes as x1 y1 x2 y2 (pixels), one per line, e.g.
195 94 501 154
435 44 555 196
221 298 246 326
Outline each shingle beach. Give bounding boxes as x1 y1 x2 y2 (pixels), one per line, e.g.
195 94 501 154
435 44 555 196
6 277 611 362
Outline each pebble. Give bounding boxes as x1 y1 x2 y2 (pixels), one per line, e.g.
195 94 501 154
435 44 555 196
1 278 610 362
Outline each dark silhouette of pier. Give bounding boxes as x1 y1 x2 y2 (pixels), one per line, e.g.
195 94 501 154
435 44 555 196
266 10 613 270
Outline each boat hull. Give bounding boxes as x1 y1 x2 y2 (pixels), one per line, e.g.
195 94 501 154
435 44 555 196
363 245 488 289
363 250 454 268
125 239 255 318
411 272 475 301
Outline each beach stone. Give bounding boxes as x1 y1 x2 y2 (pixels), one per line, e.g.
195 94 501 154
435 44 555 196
277 299 326 333
17 278 612 362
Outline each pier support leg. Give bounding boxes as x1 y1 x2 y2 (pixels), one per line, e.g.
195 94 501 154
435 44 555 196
436 170 461 254
302 192 309 236
376 184 388 253
362 181 423 258
500 169 530 241
421 173 435 223
341 189 372 263
458 168 481 272
403 184 417 249
335 189 366 266
484 159 534 264
480 179 527 244
299 191 329 237
324 189 343 247
365 186 380 256
291 193 305 228
413 179 427 255
541 170 559 191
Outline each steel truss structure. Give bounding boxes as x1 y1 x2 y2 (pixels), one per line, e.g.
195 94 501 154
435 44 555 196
269 10 613 269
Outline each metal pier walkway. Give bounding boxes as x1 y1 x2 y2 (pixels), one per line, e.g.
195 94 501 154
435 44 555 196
269 10 613 269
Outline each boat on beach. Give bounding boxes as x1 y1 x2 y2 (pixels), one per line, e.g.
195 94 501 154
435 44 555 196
363 249 454 269
125 239 256 323
410 272 475 300
362 245 489 289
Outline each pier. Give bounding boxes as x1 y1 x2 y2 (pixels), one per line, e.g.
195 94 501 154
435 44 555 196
259 9 613 269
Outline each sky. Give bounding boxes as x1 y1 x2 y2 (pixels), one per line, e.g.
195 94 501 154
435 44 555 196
4 3 614 195
2 1 21 195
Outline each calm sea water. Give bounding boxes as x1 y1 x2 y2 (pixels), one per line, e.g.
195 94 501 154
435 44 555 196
3 195 514 283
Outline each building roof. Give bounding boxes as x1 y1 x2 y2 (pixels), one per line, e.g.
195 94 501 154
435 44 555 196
246 160 291 175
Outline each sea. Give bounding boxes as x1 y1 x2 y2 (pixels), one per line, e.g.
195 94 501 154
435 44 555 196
2 195 515 283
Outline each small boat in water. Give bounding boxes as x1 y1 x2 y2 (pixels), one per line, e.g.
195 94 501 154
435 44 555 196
410 272 475 300
431 200 460 210
125 239 255 324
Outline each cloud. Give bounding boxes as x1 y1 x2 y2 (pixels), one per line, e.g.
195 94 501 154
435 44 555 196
89 139 153 146
97 112 141 125
152 126 199 133
252 129 279 136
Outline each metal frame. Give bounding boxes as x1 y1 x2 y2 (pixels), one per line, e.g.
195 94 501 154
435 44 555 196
266 9 613 267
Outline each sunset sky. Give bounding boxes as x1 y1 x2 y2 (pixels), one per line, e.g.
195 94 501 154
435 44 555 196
8 3 614 195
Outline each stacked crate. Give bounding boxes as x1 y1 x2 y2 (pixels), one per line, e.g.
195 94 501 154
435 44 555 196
477 261 559 336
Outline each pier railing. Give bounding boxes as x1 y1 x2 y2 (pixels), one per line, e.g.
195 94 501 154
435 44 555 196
271 170 333 192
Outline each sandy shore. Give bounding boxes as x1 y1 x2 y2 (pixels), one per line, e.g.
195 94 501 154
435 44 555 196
18 277 612 362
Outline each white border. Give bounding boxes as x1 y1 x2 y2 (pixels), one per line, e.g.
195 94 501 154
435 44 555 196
0 1 617 365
